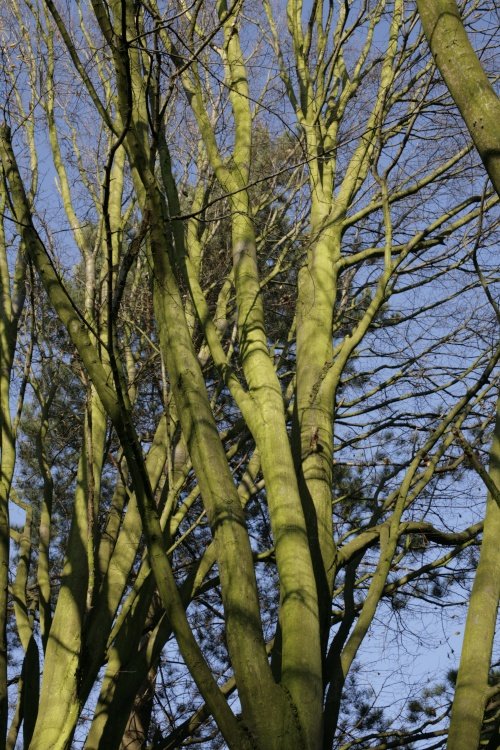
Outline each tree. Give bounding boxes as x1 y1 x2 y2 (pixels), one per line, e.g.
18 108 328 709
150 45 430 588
416 0 500 196
0 1 498 749
415 3 500 748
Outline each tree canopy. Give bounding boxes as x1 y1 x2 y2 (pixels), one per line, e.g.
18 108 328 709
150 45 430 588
0 1 499 749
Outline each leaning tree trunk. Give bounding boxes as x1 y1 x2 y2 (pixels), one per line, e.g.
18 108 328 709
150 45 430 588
416 0 500 196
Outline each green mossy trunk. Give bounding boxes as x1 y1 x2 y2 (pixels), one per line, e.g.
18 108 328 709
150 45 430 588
447 397 500 750
416 0 500 196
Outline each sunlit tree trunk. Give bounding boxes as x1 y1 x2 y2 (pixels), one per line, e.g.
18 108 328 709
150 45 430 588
447 396 500 750
416 0 500 196
0 186 27 748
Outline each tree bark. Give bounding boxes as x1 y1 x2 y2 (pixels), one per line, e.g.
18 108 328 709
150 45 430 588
447 395 500 750
416 0 500 196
